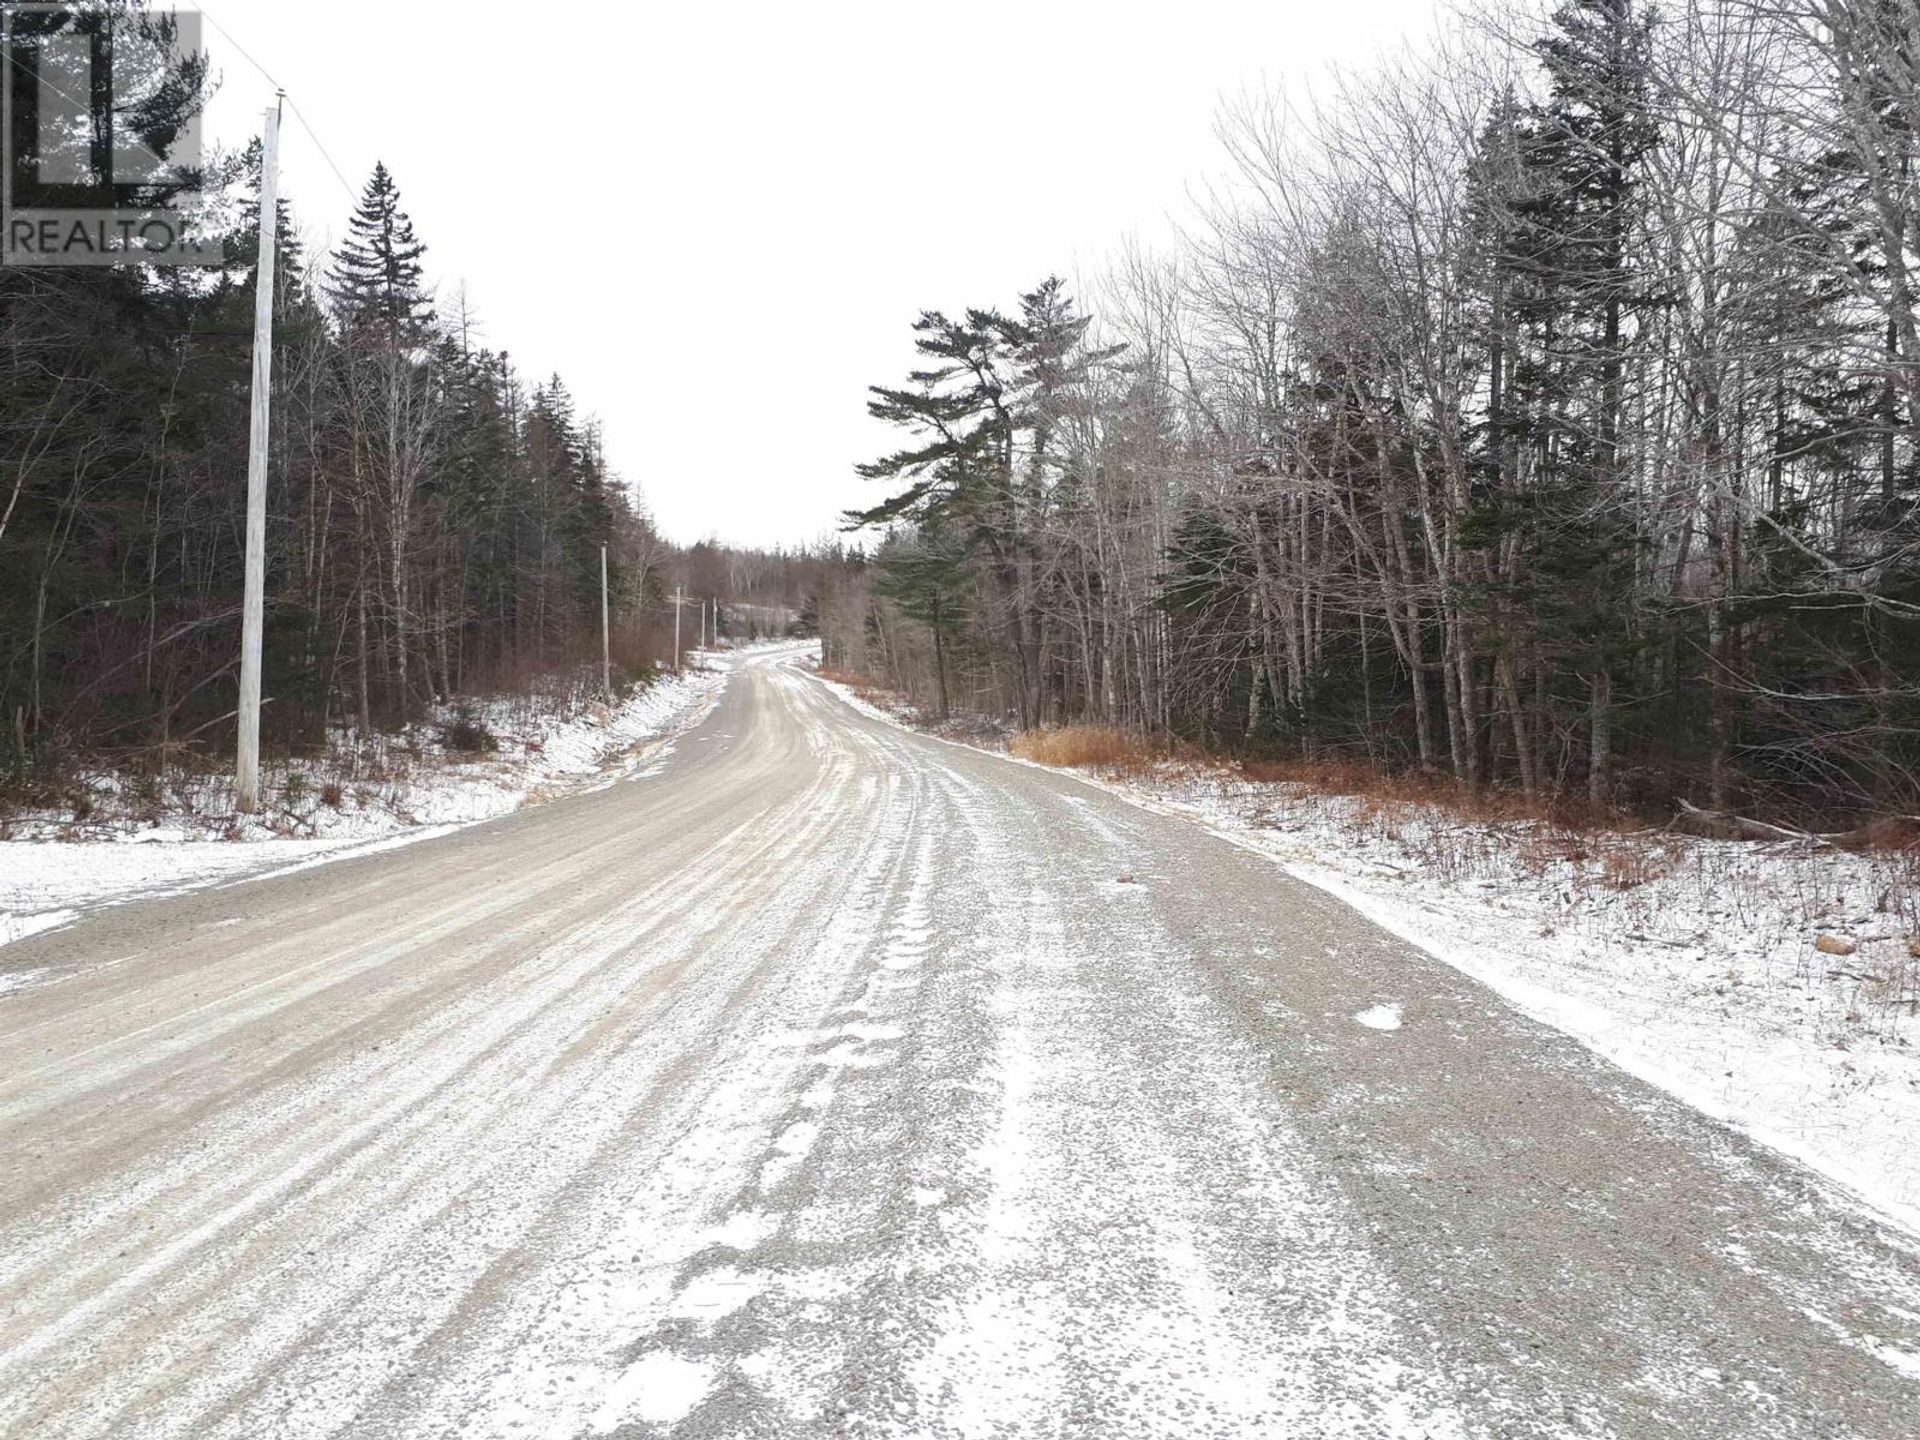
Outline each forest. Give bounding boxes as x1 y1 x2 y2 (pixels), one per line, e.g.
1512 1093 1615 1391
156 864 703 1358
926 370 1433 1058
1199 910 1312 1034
824 0 1920 824
0 122 829 797
10 0 1920 828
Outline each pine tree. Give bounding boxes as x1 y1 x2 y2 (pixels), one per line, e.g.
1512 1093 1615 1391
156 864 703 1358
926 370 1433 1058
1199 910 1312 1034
852 280 1115 726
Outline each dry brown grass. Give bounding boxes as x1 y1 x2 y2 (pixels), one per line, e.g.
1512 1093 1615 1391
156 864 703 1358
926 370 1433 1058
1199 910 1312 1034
1008 725 1166 775
1597 842 1678 891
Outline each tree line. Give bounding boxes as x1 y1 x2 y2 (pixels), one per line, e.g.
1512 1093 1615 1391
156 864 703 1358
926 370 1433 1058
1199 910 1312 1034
0 119 734 786
824 0 1920 822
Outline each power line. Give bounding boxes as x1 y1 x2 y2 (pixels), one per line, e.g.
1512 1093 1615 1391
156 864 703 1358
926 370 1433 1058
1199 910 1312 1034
198 7 358 204
197 7 282 92
284 96 358 204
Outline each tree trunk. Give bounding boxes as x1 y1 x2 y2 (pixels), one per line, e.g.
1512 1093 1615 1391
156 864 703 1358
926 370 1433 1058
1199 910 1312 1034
356 578 372 740
1499 654 1538 797
1588 668 1612 814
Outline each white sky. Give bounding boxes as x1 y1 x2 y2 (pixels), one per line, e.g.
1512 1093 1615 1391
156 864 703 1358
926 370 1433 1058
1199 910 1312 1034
197 0 1445 548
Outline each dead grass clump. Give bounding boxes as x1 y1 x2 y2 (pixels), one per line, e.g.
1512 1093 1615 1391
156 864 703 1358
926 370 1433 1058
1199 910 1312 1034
1597 841 1676 891
1350 794 1412 844
1010 725 1160 774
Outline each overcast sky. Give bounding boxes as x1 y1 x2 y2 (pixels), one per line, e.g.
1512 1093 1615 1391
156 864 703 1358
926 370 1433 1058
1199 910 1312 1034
199 0 1444 548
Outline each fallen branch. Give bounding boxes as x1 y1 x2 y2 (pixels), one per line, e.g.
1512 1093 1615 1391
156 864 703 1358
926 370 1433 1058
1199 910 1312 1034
1670 799 1920 850
1673 799 1831 845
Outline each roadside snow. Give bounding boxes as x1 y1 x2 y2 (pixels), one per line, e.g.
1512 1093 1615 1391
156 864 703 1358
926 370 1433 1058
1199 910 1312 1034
1131 775 1920 1238
810 668 1920 1240
813 674 902 727
0 667 723 948
2 841 384 942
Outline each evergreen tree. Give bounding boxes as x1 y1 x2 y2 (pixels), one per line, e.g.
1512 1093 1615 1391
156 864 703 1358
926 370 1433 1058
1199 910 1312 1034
1159 507 1258 746
1501 0 1661 807
852 279 1115 725
874 521 973 720
326 162 433 339
229 137 310 313
438 347 522 650
524 377 614 624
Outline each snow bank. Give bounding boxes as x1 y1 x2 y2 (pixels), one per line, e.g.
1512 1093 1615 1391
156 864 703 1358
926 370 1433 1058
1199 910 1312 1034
0 667 723 946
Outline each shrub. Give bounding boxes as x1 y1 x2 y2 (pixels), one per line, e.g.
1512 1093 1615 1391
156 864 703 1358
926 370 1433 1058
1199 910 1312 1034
437 710 497 755
617 660 661 694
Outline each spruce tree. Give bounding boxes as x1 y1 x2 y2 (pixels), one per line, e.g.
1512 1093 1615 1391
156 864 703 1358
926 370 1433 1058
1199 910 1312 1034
439 347 522 651
232 137 310 317
875 521 973 720
1504 0 1662 809
326 162 433 339
524 377 614 621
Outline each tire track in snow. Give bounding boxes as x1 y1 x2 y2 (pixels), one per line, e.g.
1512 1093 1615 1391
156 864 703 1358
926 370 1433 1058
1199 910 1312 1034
321 673 939 1438
0 669 896 1437
6 650 1915 1438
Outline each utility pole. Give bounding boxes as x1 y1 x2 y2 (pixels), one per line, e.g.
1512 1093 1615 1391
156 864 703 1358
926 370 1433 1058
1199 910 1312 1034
236 97 282 813
599 543 611 699
674 584 683 673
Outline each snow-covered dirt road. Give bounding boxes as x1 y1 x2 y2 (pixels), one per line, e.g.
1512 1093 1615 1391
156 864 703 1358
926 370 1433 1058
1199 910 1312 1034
2 645 1917 1438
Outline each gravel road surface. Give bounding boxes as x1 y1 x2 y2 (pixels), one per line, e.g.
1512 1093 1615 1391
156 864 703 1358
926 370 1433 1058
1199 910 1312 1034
3 646 1918 1438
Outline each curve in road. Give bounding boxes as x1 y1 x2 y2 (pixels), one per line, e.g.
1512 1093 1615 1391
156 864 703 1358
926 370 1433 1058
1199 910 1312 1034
2 645 1917 1438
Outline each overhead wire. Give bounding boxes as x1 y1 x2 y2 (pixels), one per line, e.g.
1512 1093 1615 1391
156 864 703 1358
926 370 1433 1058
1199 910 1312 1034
197 6 359 204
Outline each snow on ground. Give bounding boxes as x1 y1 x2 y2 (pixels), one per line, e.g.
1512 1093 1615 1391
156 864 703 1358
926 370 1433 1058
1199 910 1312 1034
1 663 727 947
812 668 1920 1239
1149 775 1920 1237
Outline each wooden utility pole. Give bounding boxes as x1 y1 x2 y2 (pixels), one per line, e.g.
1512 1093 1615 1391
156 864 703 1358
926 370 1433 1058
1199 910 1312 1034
599 543 611 699
674 584 683 673
236 97 282 813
